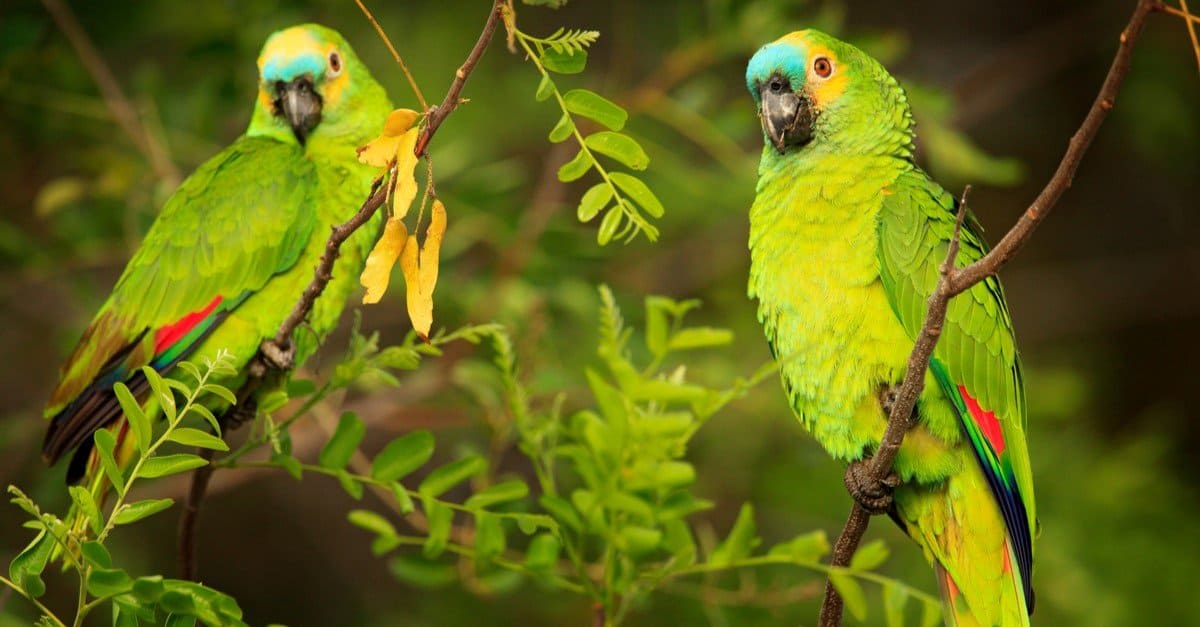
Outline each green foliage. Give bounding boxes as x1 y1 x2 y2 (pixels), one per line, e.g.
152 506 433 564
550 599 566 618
4 354 245 627
294 288 936 625
507 14 664 244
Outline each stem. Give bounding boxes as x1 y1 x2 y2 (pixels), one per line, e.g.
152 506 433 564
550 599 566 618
354 0 428 110
817 1 1159 625
0 575 67 627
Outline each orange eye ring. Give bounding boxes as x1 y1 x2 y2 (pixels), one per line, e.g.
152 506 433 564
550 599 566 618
813 56 833 79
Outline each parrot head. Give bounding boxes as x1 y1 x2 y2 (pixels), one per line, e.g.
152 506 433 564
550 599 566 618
254 24 382 145
746 30 914 158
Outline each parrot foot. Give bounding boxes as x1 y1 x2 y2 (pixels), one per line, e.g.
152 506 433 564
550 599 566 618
878 384 901 418
225 396 258 429
259 340 295 372
844 459 901 515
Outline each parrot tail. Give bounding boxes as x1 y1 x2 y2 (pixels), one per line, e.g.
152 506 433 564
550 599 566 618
933 537 1030 627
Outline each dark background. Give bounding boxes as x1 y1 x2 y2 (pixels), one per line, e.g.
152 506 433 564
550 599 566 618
1 0 1197 625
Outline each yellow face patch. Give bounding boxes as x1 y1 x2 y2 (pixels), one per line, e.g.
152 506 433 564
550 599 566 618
774 31 849 110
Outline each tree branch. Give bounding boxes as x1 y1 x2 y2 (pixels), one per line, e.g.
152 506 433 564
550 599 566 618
817 1 1159 625
177 1 504 580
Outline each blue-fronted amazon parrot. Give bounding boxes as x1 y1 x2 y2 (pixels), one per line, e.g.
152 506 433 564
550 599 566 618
745 30 1036 626
43 24 392 484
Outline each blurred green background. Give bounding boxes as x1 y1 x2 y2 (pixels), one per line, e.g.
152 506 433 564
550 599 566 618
1 0 1198 625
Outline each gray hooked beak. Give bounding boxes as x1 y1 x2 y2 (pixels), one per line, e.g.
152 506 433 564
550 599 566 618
759 77 814 154
274 76 322 145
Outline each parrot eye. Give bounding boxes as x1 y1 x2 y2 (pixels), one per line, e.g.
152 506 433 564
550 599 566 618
328 51 343 76
813 57 833 79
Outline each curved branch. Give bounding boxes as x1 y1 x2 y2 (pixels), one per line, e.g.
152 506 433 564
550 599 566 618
818 1 1160 625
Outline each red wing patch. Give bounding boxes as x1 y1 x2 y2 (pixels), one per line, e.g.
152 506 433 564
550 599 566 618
958 384 1005 455
153 296 223 354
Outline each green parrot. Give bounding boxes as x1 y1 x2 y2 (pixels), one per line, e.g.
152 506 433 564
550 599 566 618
745 31 1035 626
42 24 392 484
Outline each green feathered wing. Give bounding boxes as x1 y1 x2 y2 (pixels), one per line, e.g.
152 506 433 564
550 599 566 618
877 169 1036 624
43 136 317 479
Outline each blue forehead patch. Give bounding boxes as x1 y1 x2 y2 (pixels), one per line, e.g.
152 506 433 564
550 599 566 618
745 41 808 98
261 53 325 83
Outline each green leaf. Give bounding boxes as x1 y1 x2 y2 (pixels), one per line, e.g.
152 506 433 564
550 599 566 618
199 383 237 406
831 573 868 622
524 533 561 572
464 480 529 510
538 494 583 532
93 429 126 493
618 525 663 556
563 89 627 131
473 513 506 565
86 567 133 598
609 172 664 217
419 455 487 498
557 149 591 182
534 75 555 102
850 539 890 571
596 207 623 245
167 428 229 452
113 498 175 525
271 451 303 480
80 541 112 569
767 530 830 563
141 366 176 422
371 430 435 482
390 482 416 514
708 503 759 566
348 509 397 537
318 412 365 470
139 454 208 479
577 183 612 222
584 132 648 170
548 113 574 143
624 461 695 490
374 346 421 370
132 575 165 604
68 485 101 535
644 296 671 357
190 404 221 434
423 499 453 559
884 583 909 627
257 389 289 414
115 382 151 454
336 470 364 500
661 518 697 563
286 378 317 398
388 555 457 589
9 530 53 598
667 327 733 350
541 48 587 74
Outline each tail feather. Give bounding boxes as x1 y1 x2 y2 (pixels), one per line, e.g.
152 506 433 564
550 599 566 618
933 538 1030 627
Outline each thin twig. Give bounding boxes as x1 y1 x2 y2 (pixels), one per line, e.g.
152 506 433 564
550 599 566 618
1175 0 1200 75
354 0 429 110
177 1 506 580
818 1 1159 625
38 0 181 186
1159 1 1200 24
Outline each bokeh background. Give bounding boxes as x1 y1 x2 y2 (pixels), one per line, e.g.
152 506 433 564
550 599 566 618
1 0 1198 625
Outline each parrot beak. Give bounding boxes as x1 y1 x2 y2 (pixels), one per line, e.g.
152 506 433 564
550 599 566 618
274 76 323 145
759 79 814 154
